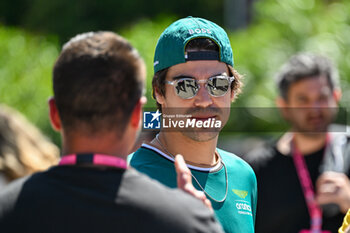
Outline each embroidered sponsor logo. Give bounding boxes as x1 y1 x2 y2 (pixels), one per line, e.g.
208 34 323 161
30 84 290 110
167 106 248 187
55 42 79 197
236 203 251 211
235 200 252 216
188 28 212 34
233 189 252 216
232 189 248 199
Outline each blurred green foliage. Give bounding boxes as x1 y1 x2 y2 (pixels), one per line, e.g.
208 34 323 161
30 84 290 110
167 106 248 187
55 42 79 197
0 26 60 143
223 0 350 133
0 0 222 44
120 16 177 101
232 0 350 106
1 0 349 145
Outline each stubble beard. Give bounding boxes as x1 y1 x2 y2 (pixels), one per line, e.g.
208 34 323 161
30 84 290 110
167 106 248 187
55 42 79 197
181 129 220 142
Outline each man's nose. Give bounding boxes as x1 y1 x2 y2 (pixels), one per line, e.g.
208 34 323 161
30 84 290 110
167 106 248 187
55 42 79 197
193 84 213 108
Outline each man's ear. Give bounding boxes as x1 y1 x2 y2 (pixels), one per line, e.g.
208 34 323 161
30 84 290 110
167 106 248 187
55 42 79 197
230 90 235 102
276 97 289 120
333 88 342 104
48 97 62 132
154 88 165 105
130 96 147 129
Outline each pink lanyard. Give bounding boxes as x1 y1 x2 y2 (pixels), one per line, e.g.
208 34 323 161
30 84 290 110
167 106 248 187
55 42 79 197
59 153 128 170
292 135 330 233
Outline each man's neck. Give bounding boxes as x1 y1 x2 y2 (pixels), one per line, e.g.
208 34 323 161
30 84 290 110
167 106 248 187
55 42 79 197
277 132 328 156
152 132 218 167
293 132 328 155
61 132 131 160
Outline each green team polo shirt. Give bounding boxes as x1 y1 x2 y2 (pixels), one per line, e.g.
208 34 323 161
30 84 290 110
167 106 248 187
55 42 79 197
129 144 257 233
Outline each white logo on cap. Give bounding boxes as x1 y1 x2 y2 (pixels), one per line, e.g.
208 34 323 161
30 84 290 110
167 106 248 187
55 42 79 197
154 61 159 67
188 29 212 35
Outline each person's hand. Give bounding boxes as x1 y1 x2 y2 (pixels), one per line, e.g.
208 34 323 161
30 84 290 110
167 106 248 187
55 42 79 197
345 225 350 233
316 171 350 214
174 154 213 211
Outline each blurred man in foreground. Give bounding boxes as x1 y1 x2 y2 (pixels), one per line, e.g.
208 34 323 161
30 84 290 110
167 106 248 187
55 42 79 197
245 53 350 233
0 31 223 233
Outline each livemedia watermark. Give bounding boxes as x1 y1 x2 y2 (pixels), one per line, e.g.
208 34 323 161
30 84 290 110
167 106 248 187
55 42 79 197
142 107 349 133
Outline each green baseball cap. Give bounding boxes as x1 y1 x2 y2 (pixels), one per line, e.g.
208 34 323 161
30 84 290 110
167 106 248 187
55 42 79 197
153 16 234 73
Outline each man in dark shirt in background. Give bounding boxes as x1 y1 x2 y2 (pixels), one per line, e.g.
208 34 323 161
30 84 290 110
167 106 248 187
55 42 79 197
245 53 350 233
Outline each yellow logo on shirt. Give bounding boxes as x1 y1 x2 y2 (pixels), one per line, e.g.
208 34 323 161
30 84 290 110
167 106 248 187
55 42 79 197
232 189 248 199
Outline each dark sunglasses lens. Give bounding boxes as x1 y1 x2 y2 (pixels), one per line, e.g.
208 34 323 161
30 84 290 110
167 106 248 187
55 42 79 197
175 79 199 99
207 77 230 96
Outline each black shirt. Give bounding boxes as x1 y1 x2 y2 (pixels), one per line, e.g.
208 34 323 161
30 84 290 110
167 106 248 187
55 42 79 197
245 142 347 233
0 165 223 233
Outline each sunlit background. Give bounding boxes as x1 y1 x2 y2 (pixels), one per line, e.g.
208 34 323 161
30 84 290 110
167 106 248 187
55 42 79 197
1 0 349 155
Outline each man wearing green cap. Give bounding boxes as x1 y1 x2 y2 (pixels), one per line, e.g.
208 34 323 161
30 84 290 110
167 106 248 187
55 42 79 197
129 16 257 233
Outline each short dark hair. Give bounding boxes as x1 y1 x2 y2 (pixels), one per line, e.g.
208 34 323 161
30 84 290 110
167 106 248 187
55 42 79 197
276 53 339 100
152 38 242 110
53 32 145 136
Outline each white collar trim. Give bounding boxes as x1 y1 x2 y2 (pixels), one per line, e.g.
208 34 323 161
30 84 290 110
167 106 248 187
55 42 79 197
141 143 222 172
